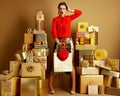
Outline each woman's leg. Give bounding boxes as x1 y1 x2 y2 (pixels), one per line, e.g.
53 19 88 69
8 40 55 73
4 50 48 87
70 65 76 94
48 74 55 94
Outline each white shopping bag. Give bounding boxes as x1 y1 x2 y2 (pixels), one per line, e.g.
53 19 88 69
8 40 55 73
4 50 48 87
54 52 72 72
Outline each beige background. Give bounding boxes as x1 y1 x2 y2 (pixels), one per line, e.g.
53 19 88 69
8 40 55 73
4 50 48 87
0 0 120 88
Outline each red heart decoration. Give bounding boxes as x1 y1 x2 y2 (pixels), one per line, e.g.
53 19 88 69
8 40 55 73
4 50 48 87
57 50 69 61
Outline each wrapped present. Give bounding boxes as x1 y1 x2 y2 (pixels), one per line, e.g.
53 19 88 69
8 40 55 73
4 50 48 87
105 59 119 71
88 25 99 32
105 86 120 96
54 52 72 72
76 67 99 75
32 48 48 57
35 10 44 21
94 49 108 60
9 61 21 76
83 55 94 67
93 60 105 67
88 85 98 95
101 69 119 77
79 37 85 45
78 22 88 32
20 78 39 96
21 63 45 79
76 32 85 38
0 77 20 96
39 79 48 96
76 74 103 94
24 28 33 44
76 44 97 50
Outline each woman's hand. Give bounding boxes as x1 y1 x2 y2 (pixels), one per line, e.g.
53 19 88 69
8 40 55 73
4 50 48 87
67 5 75 13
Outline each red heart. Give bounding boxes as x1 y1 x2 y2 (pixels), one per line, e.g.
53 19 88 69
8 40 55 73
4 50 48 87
57 50 69 61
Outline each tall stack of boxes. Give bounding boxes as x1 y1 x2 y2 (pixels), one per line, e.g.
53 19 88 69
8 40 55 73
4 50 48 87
0 10 48 96
76 22 120 95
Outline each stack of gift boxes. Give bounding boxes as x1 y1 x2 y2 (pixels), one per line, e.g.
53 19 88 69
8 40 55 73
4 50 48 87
75 22 120 95
0 10 48 96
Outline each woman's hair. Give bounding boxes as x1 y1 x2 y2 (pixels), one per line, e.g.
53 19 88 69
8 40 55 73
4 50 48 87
57 2 68 10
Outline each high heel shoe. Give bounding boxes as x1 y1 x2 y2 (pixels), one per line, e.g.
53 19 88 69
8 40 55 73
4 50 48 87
70 90 75 94
49 90 55 94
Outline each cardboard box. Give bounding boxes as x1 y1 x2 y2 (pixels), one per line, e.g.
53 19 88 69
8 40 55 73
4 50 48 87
54 53 72 72
76 75 103 94
20 78 39 96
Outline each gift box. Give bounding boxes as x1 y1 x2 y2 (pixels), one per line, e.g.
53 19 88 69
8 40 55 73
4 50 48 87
20 78 39 96
24 32 33 44
76 75 103 94
54 52 72 72
21 63 45 78
88 85 98 95
105 59 119 71
0 77 20 96
9 61 21 77
76 67 99 75
78 22 88 32
76 44 97 50
83 55 94 67
39 79 48 96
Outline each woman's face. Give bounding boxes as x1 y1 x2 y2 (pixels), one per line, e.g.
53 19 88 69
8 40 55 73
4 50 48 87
58 5 67 16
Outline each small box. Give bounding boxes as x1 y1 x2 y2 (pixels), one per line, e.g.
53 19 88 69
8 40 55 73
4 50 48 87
83 55 94 67
93 60 105 66
9 61 20 76
76 32 85 38
21 63 44 78
20 78 39 96
88 85 98 95
76 75 103 94
24 33 33 44
76 44 97 50
76 67 99 75
78 22 88 32
54 53 72 72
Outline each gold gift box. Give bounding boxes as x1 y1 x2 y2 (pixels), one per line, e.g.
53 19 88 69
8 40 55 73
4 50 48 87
21 63 45 79
24 33 33 44
76 75 103 94
1 77 20 96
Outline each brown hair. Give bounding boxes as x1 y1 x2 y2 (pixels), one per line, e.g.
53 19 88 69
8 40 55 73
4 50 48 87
57 2 68 10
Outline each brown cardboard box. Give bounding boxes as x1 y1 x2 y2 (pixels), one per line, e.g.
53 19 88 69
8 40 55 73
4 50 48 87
76 75 103 94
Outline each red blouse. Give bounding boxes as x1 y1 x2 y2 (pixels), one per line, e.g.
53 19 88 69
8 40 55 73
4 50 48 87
51 9 82 39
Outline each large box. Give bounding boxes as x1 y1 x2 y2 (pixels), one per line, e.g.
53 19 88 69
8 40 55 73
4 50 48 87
76 75 103 94
21 63 45 78
54 53 72 72
0 77 20 96
20 78 39 96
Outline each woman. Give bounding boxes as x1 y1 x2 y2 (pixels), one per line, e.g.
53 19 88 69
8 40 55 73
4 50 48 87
49 2 82 94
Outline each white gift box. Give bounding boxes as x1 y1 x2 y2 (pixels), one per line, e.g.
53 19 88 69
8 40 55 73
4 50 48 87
54 53 72 72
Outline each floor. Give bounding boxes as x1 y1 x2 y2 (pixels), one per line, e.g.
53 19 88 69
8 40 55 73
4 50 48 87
48 89 116 96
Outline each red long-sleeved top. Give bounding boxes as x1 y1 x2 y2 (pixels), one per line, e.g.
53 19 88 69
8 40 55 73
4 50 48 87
51 9 82 39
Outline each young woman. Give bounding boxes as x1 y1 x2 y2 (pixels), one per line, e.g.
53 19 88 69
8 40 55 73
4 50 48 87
49 2 82 94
